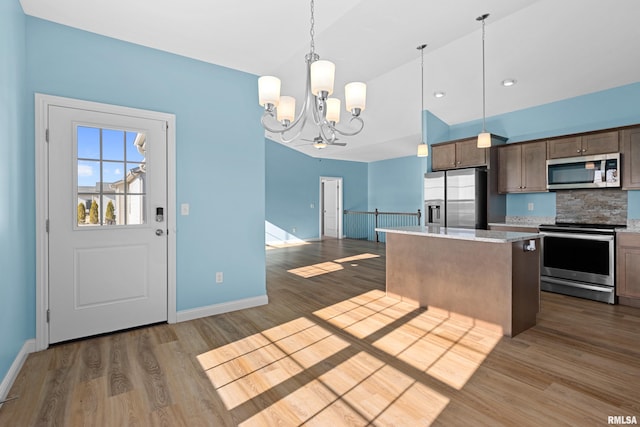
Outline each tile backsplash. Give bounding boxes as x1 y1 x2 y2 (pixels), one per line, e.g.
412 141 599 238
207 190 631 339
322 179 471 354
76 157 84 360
555 189 627 224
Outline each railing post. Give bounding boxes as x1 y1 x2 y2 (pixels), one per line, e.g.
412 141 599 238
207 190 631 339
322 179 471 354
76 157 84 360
417 209 421 225
375 208 379 242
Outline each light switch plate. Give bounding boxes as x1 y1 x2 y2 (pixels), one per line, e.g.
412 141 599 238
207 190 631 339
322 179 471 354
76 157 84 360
181 203 190 215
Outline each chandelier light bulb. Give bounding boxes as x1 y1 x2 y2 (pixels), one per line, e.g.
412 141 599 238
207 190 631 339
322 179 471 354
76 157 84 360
325 98 341 123
258 76 281 107
310 60 335 98
277 96 296 123
345 82 366 114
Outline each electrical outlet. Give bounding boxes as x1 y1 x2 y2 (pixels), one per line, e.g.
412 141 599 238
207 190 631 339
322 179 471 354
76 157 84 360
215 272 223 284
292 227 297 233
527 203 534 211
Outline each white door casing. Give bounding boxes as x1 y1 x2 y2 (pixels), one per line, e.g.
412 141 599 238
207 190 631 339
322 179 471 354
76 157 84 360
35 94 177 349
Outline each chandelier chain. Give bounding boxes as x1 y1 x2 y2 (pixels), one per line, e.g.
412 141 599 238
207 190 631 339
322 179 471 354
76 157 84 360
309 0 316 57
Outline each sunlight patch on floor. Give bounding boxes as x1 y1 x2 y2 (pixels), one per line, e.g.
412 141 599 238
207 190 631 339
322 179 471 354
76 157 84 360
333 253 380 263
265 241 310 250
287 261 344 278
314 289 502 390
287 253 380 278
197 290 504 425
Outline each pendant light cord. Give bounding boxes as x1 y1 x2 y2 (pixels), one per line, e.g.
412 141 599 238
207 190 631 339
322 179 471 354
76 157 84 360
479 14 488 133
418 44 427 144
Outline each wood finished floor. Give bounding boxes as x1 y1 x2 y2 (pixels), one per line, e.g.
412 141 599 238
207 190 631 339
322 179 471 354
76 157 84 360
1 238 639 426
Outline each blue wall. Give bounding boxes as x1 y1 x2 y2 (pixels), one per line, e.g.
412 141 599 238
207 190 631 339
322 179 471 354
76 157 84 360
368 84 640 219
25 18 266 312
265 139 367 242
0 0 31 390
366 111 449 219
368 156 423 213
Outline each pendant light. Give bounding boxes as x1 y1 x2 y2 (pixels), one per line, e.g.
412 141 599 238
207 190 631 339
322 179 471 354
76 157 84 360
477 13 491 148
416 44 429 157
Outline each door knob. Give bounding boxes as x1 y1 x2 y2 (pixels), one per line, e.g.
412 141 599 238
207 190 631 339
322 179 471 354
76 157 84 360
155 229 164 236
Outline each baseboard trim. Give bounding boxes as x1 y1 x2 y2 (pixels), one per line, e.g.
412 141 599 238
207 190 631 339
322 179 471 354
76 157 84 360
176 295 269 323
0 339 35 404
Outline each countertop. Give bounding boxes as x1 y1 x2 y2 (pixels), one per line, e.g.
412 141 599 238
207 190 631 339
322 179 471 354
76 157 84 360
616 227 640 233
488 222 540 230
376 225 541 243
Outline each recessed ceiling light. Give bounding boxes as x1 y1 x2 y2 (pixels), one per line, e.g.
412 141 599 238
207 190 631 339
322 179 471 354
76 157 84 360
502 79 517 87
433 91 446 98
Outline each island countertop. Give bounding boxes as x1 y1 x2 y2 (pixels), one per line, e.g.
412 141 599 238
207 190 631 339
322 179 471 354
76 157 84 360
376 225 541 243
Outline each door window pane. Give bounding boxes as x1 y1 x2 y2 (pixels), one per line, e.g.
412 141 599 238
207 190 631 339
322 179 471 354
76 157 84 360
77 126 100 159
76 127 147 227
102 129 125 161
126 195 146 225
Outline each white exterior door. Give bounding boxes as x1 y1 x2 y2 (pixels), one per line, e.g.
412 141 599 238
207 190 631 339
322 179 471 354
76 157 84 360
47 105 168 343
323 179 339 238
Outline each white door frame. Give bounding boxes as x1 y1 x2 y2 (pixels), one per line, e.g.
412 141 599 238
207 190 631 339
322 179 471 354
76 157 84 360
319 176 343 239
34 93 177 351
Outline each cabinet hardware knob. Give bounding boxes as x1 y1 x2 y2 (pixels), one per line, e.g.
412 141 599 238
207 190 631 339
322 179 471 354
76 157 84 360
576 149 581 152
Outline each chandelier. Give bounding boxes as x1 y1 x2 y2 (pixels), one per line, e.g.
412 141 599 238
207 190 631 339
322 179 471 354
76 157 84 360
257 0 367 147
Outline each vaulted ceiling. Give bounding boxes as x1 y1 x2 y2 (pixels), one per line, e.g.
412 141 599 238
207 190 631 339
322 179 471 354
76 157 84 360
20 0 640 162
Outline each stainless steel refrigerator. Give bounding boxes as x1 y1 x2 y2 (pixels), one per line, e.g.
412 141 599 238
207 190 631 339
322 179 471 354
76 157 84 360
424 167 504 229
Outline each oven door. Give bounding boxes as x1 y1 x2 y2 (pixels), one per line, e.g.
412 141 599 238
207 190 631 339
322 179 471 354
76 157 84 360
541 231 614 287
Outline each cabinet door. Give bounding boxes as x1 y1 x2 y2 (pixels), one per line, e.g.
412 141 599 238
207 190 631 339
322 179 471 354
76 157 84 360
617 233 640 299
456 138 487 168
498 144 523 193
521 141 548 192
582 131 619 156
431 143 456 171
547 136 582 159
622 126 640 189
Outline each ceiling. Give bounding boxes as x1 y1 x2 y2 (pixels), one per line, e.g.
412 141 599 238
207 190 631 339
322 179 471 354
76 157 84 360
20 0 640 163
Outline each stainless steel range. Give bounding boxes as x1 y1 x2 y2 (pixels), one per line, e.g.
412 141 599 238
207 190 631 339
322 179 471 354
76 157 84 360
539 223 623 304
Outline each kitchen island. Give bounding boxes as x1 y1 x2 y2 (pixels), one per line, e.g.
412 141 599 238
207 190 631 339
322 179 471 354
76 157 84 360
377 225 541 337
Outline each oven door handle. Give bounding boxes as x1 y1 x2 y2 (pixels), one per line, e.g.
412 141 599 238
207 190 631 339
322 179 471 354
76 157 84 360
541 276 614 292
540 231 614 242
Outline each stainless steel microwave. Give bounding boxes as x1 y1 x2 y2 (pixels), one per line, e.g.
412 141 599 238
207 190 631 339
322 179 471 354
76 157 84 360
547 153 620 190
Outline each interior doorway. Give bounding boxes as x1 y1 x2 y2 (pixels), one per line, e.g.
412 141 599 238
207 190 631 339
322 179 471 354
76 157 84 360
320 177 343 239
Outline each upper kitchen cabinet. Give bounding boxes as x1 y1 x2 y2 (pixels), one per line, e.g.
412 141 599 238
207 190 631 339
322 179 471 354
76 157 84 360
547 130 619 159
621 125 640 190
498 140 547 193
432 136 506 171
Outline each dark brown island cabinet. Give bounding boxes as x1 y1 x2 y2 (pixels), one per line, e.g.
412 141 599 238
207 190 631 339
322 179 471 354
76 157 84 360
379 226 541 338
